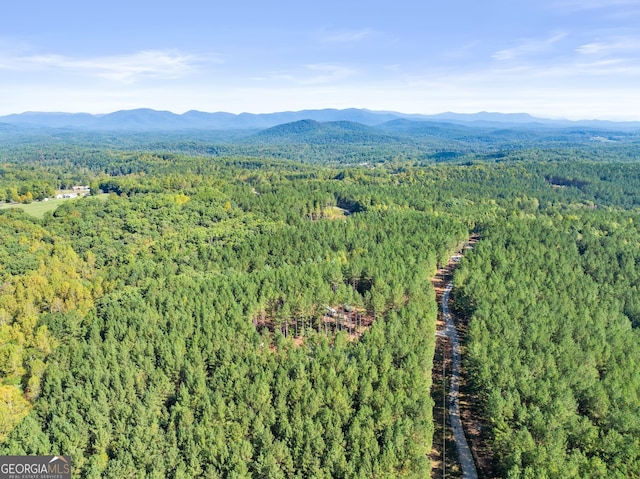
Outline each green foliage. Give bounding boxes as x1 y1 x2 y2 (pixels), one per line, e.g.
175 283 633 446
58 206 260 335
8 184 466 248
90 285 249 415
3 137 640 477
455 209 640 477
0 153 474 478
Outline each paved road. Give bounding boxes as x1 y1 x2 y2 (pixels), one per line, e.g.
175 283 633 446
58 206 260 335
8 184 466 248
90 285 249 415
442 281 478 479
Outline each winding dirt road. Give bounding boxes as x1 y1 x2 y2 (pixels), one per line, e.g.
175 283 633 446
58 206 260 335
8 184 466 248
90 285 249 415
442 281 478 479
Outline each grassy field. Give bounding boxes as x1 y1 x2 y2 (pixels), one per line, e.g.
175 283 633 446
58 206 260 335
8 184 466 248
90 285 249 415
0 194 109 219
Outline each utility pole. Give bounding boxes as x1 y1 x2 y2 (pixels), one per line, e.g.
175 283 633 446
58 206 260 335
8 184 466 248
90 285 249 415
443 336 446 479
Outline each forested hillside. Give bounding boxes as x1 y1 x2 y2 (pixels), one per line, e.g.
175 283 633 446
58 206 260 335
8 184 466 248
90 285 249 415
2 137 640 478
1 152 473 478
2 113 639 166
454 208 640 477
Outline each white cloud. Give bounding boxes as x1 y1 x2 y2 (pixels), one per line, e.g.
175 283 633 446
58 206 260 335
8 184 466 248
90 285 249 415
0 49 207 83
493 33 567 61
319 29 374 44
577 37 640 55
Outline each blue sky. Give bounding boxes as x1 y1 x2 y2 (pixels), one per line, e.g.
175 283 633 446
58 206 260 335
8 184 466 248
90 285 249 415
1 0 639 119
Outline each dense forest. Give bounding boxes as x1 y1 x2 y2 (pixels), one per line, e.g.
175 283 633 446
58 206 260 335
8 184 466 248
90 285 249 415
1 128 640 477
454 208 640 477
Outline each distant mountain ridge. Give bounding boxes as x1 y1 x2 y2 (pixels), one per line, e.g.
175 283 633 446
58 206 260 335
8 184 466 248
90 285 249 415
0 108 399 131
1 108 639 132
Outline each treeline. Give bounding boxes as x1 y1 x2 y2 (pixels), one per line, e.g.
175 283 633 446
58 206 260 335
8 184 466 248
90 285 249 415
3 125 640 167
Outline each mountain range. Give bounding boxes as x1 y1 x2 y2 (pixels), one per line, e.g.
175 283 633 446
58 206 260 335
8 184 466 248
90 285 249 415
1 108 639 132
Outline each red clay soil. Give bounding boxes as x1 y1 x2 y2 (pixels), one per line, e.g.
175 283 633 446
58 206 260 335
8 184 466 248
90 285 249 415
430 237 498 479
430 258 463 478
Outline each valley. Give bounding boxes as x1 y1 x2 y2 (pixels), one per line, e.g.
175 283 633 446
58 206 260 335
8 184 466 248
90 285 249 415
1 113 640 477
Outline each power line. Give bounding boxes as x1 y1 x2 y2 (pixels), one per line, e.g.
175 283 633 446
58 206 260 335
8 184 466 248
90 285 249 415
442 268 447 479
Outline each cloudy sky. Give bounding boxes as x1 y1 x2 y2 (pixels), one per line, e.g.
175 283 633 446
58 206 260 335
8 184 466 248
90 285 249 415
1 0 639 119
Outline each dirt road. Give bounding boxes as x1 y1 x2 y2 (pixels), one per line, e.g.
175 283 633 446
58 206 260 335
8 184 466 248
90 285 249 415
442 281 478 479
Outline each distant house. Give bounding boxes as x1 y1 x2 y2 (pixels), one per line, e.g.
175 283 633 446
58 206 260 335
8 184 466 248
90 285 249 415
72 185 90 196
54 186 89 200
